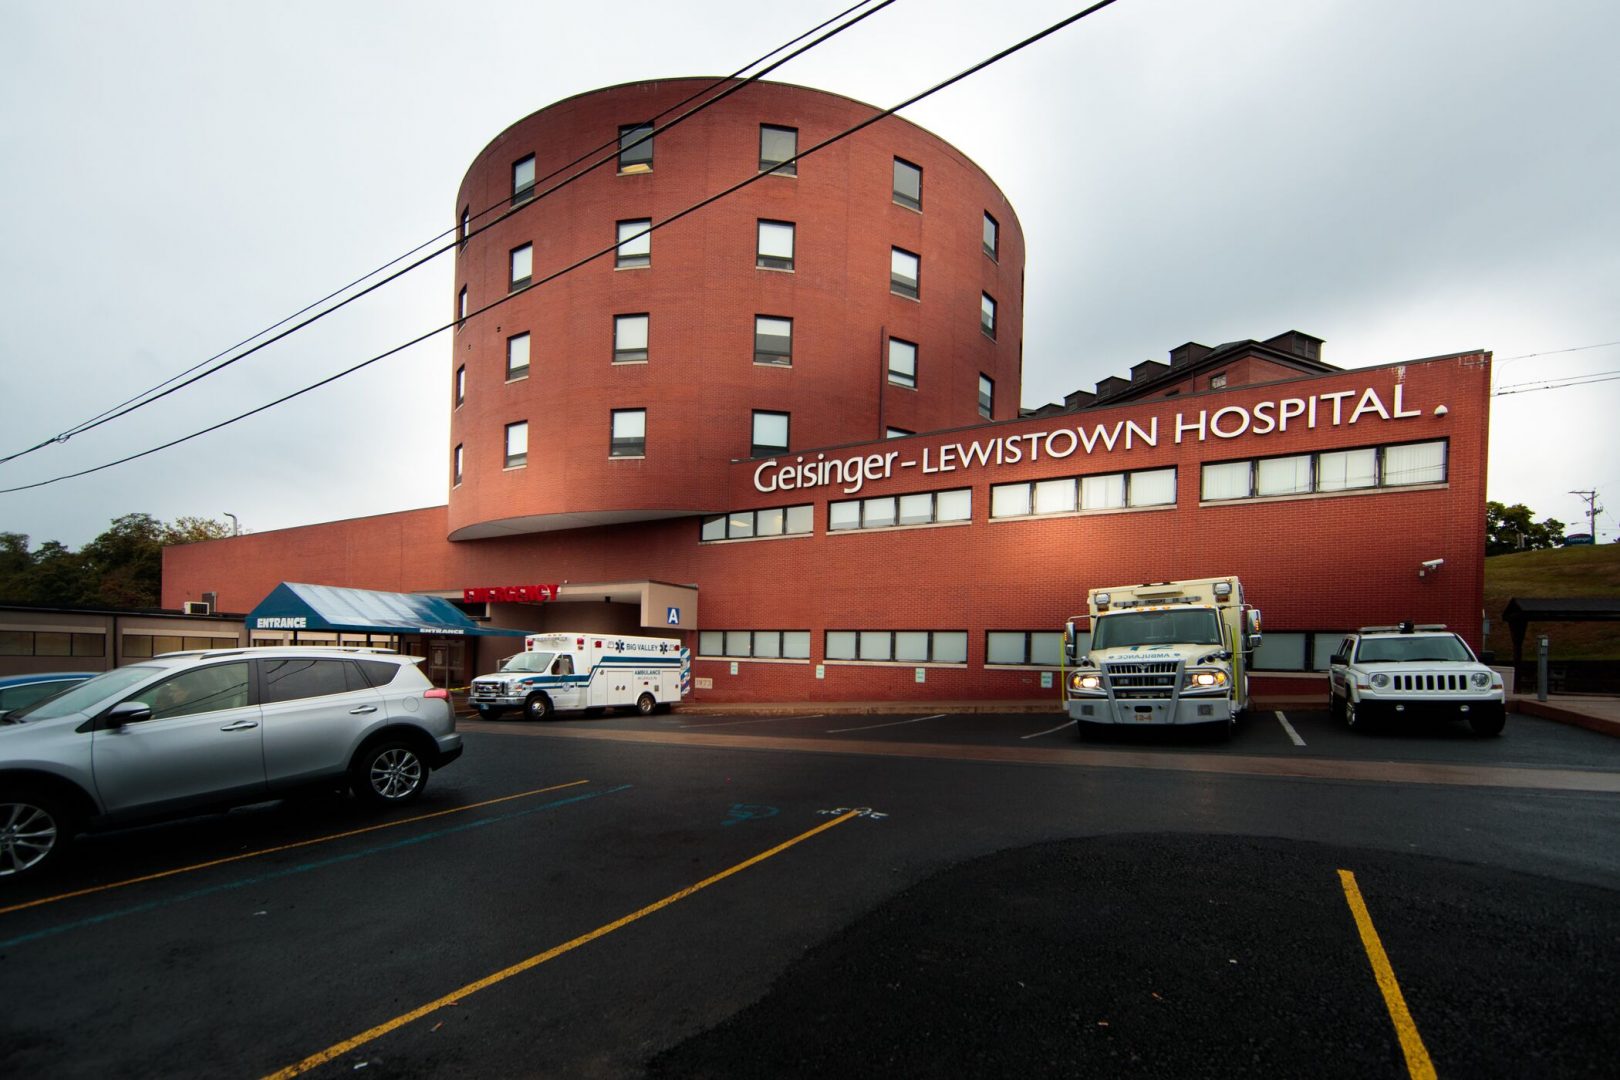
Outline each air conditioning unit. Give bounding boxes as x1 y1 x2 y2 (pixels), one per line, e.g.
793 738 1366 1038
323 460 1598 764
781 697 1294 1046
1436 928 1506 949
183 601 212 616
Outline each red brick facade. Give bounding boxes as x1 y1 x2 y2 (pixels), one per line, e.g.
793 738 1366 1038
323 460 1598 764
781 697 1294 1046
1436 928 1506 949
160 80 1491 704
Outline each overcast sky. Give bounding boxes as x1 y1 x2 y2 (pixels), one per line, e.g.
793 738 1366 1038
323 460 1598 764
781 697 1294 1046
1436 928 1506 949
2 0 1616 549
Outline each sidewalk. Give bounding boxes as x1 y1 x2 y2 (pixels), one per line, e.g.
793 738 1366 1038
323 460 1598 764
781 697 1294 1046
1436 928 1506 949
1510 694 1620 739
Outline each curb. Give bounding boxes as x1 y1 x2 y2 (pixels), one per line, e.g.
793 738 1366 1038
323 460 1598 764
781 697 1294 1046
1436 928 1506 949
1510 697 1620 739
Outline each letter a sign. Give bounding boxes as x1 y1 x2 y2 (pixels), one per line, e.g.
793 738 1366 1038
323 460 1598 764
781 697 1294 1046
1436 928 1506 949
667 607 681 626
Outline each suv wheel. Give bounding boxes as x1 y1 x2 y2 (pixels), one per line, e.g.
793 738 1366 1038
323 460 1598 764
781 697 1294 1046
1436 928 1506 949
1 786 73 878
1469 709 1506 737
352 740 429 806
1345 699 1368 732
524 693 552 721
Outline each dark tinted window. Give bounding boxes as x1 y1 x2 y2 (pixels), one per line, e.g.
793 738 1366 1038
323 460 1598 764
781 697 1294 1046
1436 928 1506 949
262 658 354 703
356 660 400 688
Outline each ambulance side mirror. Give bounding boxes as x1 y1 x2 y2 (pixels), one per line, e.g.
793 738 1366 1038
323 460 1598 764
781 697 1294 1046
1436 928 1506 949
1245 608 1263 652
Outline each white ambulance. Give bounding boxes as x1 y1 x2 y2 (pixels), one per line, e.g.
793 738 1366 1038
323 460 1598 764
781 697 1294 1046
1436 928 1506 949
1064 577 1261 738
469 632 687 720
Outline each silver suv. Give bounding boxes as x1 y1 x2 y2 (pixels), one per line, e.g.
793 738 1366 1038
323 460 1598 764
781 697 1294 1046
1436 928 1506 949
1327 624 1506 736
0 647 462 878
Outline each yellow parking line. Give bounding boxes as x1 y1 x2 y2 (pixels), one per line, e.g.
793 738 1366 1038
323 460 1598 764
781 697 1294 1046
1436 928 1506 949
0 780 591 918
262 808 864 1079
1338 869 1437 1080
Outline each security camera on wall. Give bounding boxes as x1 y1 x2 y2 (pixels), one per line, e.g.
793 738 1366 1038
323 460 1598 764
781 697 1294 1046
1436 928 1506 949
1419 558 1444 578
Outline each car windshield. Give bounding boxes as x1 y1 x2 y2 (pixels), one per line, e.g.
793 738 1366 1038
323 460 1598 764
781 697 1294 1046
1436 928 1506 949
499 652 555 674
1356 635 1475 663
4 665 163 722
1092 609 1223 649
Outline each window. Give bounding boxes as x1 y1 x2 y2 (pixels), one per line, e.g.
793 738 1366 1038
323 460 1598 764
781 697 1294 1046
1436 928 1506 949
1210 372 1229 389
509 243 532 290
614 314 649 363
981 293 997 339
825 630 966 664
830 488 971 531
1384 440 1447 486
991 468 1176 518
454 365 465 406
611 409 646 457
886 427 913 439
760 124 797 175
888 338 917 389
0 631 105 657
754 316 792 365
616 220 650 268
1256 455 1312 497
701 504 814 542
699 630 810 659
457 286 468 326
512 154 535 205
983 212 999 259
757 220 795 270
460 206 470 247
1249 631 1350 672
1202 441 1448 502
893 157 922 210
504 421 528 468
986 632 1063 666
122 634 232 658
130 662 250 721
262 658 360 703
751 410 789 457
890 247 919 298
506 332 530 380
978 374 994 418
453 444 463 486
618 123 653 173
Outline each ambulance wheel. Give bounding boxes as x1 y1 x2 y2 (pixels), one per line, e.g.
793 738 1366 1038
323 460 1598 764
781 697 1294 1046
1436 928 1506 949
635 693 656 716
524 693 552 721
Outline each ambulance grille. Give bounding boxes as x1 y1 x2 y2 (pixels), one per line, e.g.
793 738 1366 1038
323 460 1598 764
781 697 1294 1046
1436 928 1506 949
1104 660 1179 698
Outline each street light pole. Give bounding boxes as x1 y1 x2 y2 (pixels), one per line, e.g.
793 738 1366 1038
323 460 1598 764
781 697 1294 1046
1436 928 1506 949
224 512 239 537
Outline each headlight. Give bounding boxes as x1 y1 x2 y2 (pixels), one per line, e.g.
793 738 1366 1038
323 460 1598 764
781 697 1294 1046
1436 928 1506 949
1071 672 1101 691
1370 673 1390 688
1471 671 1491 688
1184 669 1227 689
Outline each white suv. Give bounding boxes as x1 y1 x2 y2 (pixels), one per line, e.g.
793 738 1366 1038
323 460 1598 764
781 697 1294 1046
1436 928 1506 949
0 647 461 878
1327 624 1506 736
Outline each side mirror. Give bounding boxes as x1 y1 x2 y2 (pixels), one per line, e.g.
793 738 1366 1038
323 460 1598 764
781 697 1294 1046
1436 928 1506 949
105 701 153 728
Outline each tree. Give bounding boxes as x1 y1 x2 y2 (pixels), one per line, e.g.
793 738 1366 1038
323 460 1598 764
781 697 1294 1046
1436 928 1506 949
0 513 242 607
1486 501 1566 555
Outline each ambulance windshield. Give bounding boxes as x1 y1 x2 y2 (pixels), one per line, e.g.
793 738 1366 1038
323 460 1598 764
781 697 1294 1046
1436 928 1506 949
1092 609 1222 650
499 651 556 673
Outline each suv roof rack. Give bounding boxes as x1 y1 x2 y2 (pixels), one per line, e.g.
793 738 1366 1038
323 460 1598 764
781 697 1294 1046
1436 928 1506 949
1356 623 1449 634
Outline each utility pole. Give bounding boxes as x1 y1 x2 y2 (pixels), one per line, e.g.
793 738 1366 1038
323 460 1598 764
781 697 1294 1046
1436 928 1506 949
1569 490 1600 539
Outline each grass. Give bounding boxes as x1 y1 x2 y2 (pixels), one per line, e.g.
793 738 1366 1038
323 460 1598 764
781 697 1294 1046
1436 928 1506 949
1484 544 1620 661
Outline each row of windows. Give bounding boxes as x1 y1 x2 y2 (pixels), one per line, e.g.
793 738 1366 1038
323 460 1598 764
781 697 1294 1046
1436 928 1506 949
695 630 1361 671
829 488 972 531
480 125 1002 261
701 505 815 542
503 220 998 321
1201 440 1447 501
698 630 1049 666
990 467 1178 518
0 631 105 657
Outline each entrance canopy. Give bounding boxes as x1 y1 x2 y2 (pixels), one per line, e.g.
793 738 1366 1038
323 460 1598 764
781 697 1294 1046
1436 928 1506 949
247 582 528 637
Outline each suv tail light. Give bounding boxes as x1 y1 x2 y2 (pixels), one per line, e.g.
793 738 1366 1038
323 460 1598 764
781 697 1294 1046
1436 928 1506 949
424 688 450 700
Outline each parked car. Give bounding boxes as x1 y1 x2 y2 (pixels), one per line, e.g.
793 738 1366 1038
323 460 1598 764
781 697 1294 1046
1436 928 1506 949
0 647 460 879
0 672 96 720
1327 623 1505 736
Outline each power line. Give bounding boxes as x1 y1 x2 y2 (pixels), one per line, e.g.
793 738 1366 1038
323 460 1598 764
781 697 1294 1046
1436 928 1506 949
1493 369 1620 395
0 0 1126 498
0 0 895 469
1494 339 1620 364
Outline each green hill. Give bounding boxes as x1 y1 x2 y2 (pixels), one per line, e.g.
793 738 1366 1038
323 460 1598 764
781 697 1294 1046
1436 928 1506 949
1484 544 1620 661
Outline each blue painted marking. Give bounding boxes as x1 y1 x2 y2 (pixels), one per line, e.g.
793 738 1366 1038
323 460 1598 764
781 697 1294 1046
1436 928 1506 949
721 804 778 827
0 784 633 950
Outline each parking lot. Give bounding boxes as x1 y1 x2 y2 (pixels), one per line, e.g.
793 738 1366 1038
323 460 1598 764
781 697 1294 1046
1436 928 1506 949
3 706 1618 1077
